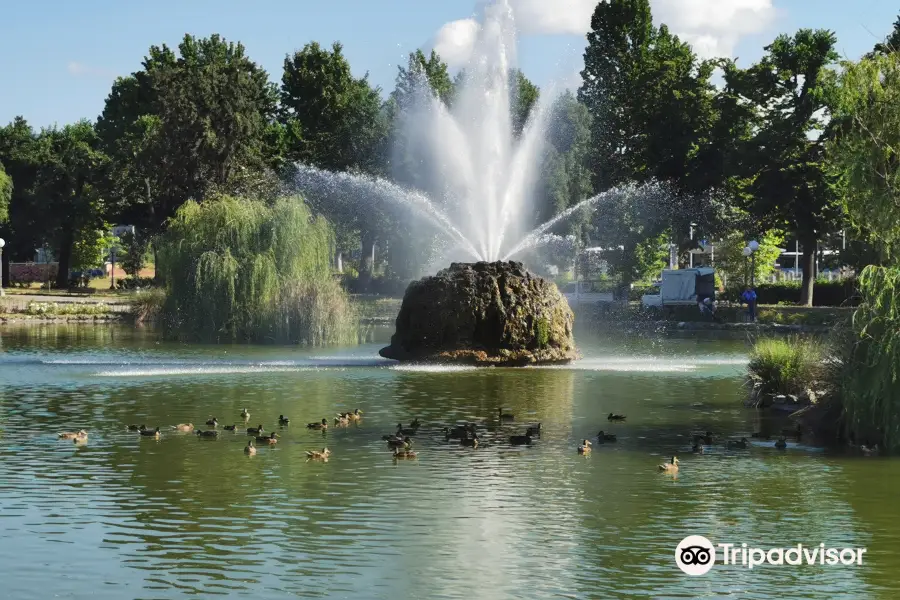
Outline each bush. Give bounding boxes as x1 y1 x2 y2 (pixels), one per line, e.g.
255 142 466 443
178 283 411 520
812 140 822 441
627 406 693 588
9 263 58 287
747 337 824 395
116 277 155 290
24 301 110 316
721 279 859 306
130 288 165 324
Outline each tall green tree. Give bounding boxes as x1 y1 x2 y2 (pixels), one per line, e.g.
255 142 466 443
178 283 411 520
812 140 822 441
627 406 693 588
578 0 720 284
390 49 454 110
98 34 279 236
829 51 900 261
724 29 840 305
32 121 108 288
510 69 539 137
870 14 900 56
0 117 43 286
0 161 10 224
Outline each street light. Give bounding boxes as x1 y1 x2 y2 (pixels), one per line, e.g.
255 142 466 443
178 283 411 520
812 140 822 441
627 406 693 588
743 239 760 286
0 237 5 296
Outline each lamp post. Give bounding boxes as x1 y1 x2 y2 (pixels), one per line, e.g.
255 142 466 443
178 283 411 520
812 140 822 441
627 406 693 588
743 240 760 286
0 237 5 296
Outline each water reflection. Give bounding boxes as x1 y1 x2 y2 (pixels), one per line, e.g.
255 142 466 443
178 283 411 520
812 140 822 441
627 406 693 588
0 325 895 599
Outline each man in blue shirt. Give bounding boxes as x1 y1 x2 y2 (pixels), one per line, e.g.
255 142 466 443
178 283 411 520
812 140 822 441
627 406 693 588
741 286 757 322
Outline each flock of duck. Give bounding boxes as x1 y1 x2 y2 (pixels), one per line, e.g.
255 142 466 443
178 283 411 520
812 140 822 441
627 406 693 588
58 409 824 470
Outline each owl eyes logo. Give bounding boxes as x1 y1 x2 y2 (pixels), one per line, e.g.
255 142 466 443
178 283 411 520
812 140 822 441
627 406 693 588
675 536 716 575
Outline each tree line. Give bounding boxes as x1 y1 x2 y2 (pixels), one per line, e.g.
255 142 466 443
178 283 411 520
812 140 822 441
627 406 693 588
1 0 898 305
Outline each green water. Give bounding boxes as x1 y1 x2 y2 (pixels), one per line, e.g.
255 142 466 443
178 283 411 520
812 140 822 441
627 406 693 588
0 324 898 599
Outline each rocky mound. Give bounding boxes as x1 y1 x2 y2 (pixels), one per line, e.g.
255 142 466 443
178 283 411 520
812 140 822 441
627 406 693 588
379 261 578 366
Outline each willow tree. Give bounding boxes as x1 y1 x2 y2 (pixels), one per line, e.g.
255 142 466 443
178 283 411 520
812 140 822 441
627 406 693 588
157 194 356 344
829 52 900 260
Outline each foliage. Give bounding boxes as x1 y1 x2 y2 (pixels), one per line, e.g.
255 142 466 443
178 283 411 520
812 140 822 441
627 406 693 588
69 229 116 287
747 337 824 395
510 69 539 137
837 266 900 452
157 194 357 345
715 229 784 289
0 161 10 223
723 29 841 306
24 301 110 316
130 287 166 323
829 52 900 260
98 34 279 235
8 263 58 287
119 230 149 278
719 279 858 307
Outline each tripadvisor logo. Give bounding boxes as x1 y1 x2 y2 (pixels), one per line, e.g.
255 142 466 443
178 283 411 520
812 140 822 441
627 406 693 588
675 536 867 575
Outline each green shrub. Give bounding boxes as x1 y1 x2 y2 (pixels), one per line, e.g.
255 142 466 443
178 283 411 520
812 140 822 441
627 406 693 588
747 337 824 395
721 279 859 306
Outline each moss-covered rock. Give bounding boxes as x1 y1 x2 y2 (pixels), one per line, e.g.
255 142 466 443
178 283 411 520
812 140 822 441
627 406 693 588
379 261 578 366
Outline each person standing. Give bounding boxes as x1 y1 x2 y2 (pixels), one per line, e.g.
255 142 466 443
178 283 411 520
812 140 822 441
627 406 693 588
741 286 757 322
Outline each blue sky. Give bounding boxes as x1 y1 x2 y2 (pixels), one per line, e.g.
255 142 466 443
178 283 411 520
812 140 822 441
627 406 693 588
2 0 899 128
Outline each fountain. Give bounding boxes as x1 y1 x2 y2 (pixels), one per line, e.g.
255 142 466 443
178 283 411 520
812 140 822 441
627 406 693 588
292 0 631 364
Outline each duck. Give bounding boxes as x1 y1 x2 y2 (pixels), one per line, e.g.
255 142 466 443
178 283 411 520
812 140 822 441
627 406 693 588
126 424 144 432
334 415 351 426
256 433 278 445
59 430 88 440
577 440 592 454
240 408 250 420
608 413 626 422
307 418 328 430
460 435 479 448
383 433 405 442
396 422 417 436
244 440 256 455
443 424 475 440
509 434 532 446
691 443 705 454
861 444 879 456
173 423 194 432
658 456 679 473
526 424 542 437
726 437 750 450
774 437 787 449
393 448 417 459
387 436 412 449
278 415 290 425
205 417 218 427
498 408 515 421
223 424 237 431
247 424 264 435
140 427 161 438
306 448 331 460
597 431 617 442
196 429 218 439
349 409 363 421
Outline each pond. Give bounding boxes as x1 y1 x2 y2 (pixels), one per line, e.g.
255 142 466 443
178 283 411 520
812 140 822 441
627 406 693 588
0 324 897 599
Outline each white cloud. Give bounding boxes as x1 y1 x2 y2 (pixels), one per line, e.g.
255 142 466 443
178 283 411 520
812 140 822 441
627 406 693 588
67 61 115 78
431 18 480 68
428 0 778 68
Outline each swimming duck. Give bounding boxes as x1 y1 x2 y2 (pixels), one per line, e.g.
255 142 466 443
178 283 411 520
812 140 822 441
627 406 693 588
196 429 218 439
140 427 161 438
256 433 278 445
393 448 417 459
460 435 479 448
526 424 542 437
173 423 194 432
387 436 412 449
383 433 405 442
396 422 417 436
307 419 328 430
244 440 256 455
608 413 626 422
278 415 290 425
240 409 250 420
59 430 88 440
350 409 363 421
223 424 237 431
306 448 331 459
334 414 351 426
578 440 592 454
126 424 144 431
597 431 617 442
509 434 532 446
774 437 787 449
691 443 705 454
498 408 514 421
247 424 264 435
443 425 473 440
205 417 218 427
658 456 679 472
726 437 750 449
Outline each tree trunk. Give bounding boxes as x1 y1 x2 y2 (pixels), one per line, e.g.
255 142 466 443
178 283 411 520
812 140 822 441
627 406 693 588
1 246 9 289
359 231 377 291
55 226 74 289
799 234 817 307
